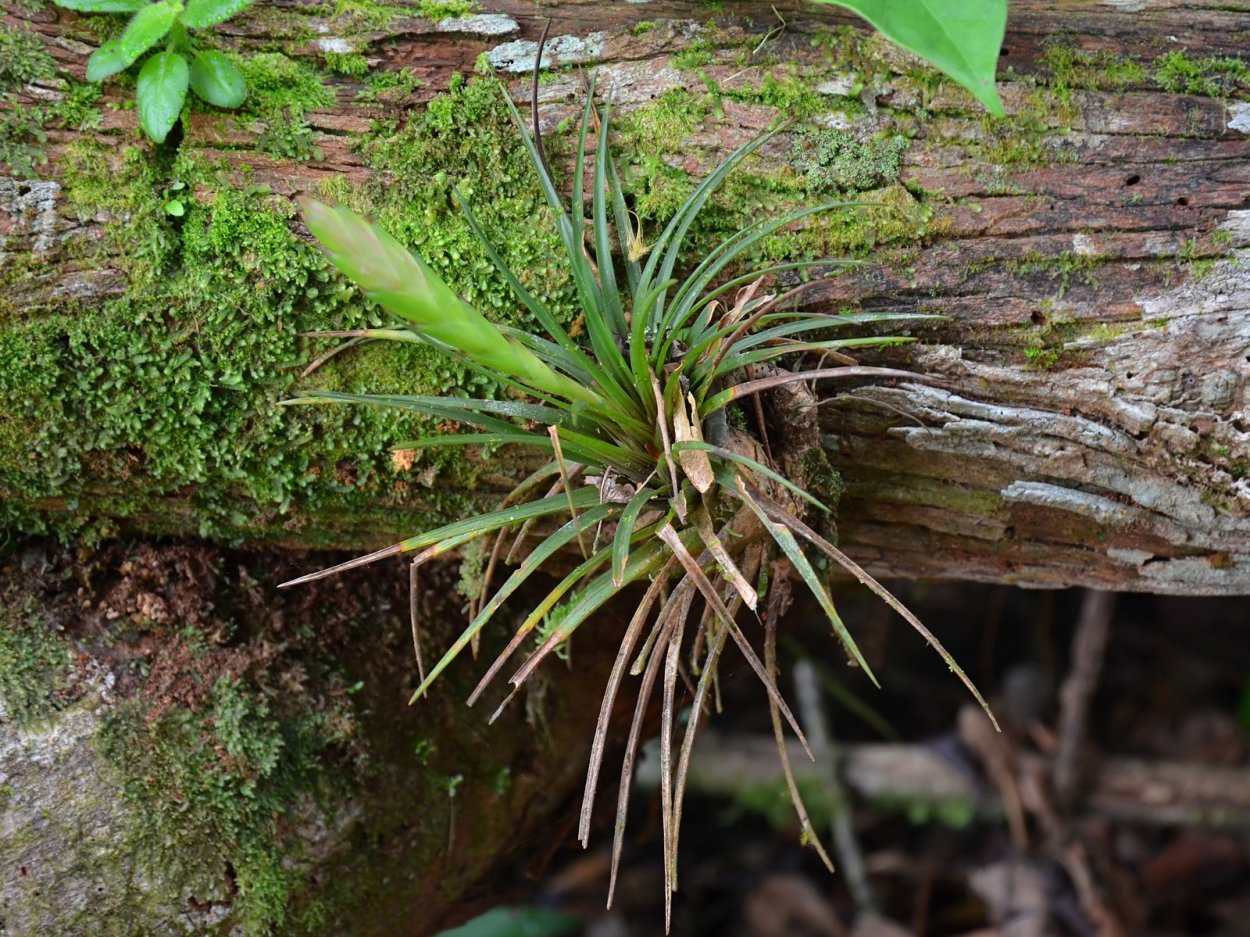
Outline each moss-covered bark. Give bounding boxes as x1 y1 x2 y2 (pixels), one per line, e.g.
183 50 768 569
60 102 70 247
0 2 955 549
5 1 1249 591
0 540 629 935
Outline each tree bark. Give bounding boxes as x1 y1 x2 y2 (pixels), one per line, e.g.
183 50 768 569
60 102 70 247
6 0 1249 594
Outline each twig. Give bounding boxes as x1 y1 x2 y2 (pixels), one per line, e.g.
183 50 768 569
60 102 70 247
409 558 426 682
636 731 1250 829
299 335 367 378
794 659 877 915
752 5 789 57
764 576 834 874
530 18 554 180
1054 590 1115 811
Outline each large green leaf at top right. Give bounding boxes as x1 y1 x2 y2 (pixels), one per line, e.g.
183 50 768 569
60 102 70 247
813 0 1007 116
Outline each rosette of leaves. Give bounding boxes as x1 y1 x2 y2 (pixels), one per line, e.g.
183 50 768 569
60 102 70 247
54 0 254 142
285 85 995 925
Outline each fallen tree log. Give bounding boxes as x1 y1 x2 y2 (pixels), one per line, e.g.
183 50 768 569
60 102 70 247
3 0 1248 592
5 0 1248 593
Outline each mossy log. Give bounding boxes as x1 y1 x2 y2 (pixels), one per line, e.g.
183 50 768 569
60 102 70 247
1 2 1249 931
4 0 1250 592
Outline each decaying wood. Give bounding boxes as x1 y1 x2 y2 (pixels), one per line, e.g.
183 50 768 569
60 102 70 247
3 0 1249 594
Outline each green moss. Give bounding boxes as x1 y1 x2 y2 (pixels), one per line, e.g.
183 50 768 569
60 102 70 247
1 77 575 541
1 79 101 177
238 51 335 120
1154 50 1250 97
59 141 176 284
323 51 369 78
330 0 406 31
967 89 1084 167
1083 321 1130 343
673 40 715 70
615 87 710 221
716 69 826 117
0 326 62 487
1018 296 1088 368
789 127 908 193
359 66 423 103
1041 43 1148 95
1023 343 1061 368
0 599 70 725
1004 250 1104 297
51 79 104 129
0 25 55 89
631 20 659 36
232 52 335 162
610 66 938 265
417 0 473 20
2 140 487 539
0 27 101 177
0 104 47 177
617 97 934 272
97 672 349 936
257 108 325 161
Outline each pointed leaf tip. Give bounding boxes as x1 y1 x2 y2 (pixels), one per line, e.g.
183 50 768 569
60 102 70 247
813 0 1006 116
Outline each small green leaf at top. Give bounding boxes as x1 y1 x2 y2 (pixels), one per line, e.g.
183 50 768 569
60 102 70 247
180 0 256 29
812 0 1007 116
136 51 189 143
85 0 182 81
189 50 245 107
53 0 148 12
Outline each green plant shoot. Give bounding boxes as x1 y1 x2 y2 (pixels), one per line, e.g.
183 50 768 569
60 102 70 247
54 0 255 142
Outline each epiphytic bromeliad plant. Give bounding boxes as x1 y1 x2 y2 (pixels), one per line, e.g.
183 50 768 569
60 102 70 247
284 85 996 925
54 0 254 142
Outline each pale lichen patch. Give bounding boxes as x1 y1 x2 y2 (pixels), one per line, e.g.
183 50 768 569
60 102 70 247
1229 102 1250 134
488 32 606 73
436 13 518 37
316 37 356 55
0 177 60 257
1001 480 1142 526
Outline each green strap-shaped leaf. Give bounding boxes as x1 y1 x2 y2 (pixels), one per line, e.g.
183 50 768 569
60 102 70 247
85 1 181 81
612 486 658 587
136 51 188 143
180 0 255 29
189 50 245 108
813 0 1006 116
409 504 618 706
53 0 147 12
730 478 878 686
